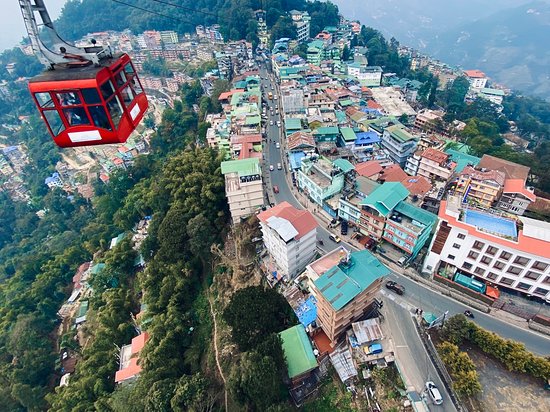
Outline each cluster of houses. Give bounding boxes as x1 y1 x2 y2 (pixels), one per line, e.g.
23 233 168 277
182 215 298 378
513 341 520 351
0 144 30 201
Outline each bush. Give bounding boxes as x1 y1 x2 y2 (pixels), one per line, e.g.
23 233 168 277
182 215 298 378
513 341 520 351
438 341 481 397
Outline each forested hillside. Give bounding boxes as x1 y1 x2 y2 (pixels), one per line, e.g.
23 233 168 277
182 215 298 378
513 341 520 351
55 0 339 45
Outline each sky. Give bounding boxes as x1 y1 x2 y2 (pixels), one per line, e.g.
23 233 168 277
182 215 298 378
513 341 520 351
1 0 67 52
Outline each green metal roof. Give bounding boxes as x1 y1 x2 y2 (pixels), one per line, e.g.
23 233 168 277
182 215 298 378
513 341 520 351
361 182 409 216
279 325 318 378
244 115 261 125
285 118 302 131
339 99 353 107
480 88 505 96
77 300 89 317
90 263 105 275
313 126 339 135
314 250 390 311
333 158 354 173
339 127 357 142
385 125 417 142
220 158 260 176
394 202 437 227
335 110 347 124
445 148 480 173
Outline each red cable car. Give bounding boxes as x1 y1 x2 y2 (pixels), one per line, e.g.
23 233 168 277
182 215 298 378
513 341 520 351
20 0 149 148
29 54 148 147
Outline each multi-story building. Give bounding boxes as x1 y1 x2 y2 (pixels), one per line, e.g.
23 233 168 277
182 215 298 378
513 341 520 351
338 177 380 225
455 165 505 209
381 125 419 167
498 179 536 216
464 69 488 90
383 201 437 258
476 88 504 106
297 156 345 208
413 109 446 135
215 52 233 79
306 247 389 343
289 10 311 43
257 202 317 279
359 182 410 240
423 196 550 302
346 64 382 87
220 158 264 222
255 10 269 47
45 172 63 189
415 148 456 182
160 30 179 44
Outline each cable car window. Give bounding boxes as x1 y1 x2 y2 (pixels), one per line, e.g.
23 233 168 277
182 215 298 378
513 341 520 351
43 110 65 135
100 81 115 99
115 71 127 88
124 63 135 76
106 96 123 128
130 77 143 94
63 107 91 126
82 88 102 105
57 92 81 106
35 92 54 108
120 86 135 106
88 106 112 130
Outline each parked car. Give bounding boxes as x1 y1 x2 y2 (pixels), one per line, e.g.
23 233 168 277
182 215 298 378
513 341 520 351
273 185 279 193
425 381 443 405
277 162 282 170
276 142 280 149
385 281 405 295
269 164 274 171
328 234 341 243
341 220 348 235
269 120 273 126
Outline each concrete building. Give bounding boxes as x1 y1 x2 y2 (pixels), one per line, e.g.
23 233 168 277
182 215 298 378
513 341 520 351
160 30 179 44
45 172 63 189
257 202 318 279
413 109 446 135
338 177 381 225
498 179 536 216
115 332 150 384
346 64 382 87
255 10 269 47
221 158 263 222
423 196 550 302
455 165 505 209
381 125 419 167
306 247 389 343
297 156 345 207
477 88 505 106
289 10 311 43
464 70 488 90
415 148 456 182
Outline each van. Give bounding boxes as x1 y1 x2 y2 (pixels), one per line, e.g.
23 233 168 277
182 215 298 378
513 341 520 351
398 256 407 267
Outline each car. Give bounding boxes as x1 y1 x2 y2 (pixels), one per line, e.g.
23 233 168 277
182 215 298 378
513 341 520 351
275 105 279 109
425 381 443 405
385 281 405 295
269 120 273 126
273 185 279 193
341 220 348 235
328 234 341 243
277 121 281 127
277 162 282 170
276 142 280 149
269 164 274 171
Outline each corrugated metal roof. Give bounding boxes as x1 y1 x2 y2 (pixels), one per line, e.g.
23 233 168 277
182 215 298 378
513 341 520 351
361 182 409 217
279 325 318 379
352 318 383 345
220 158 260 176
333 158 354 173
266 216 299 242
394 201 437 227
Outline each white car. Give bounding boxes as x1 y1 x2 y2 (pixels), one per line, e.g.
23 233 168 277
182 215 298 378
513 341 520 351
425 381 443 405
269 164 274 171
277 121 281 127
276 142 280 149
269 120 273 126
277 163 282 170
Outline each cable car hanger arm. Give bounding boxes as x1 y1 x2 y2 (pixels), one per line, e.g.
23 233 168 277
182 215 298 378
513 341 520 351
18 0 112 69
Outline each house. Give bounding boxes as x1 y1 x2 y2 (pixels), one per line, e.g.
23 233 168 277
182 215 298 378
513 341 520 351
297 157 345 212
381 125 419 167
339 177 380 225
45 172 63 189
377 164 408 184
220 158 263 222
115 332 150 384
279 324 318 384
338 127 357 148
287 131 315 152
359 182 410 240
455 165 505 209
414 148 456 182
401 176 432 202
464 70 488 89
355 160 383 180
498 179 536 216
312 126 340 143
307 248 389 343
257 202 317 279
423 196 550 302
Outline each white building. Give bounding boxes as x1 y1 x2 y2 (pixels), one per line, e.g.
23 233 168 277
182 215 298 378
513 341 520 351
347 64 382 87
464 70 488 90
160 30 179 44
221 158 264 222
423 196 550 302
289 10 311 43
258 202 318 279
477 88 505 106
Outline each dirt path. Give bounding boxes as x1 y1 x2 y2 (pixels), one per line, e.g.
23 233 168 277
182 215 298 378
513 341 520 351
208 294 228 412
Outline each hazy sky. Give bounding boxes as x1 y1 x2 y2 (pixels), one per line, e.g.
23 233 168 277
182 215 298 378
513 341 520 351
1 0 67 51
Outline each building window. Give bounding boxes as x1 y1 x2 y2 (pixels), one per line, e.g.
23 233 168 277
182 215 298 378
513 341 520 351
447 254 455 260
513 256 530 266
507 266 522 276
524 271 541 281
516 282 531 291
468 251 479 260
532 261 548 272
500 251 512 261
534 287 549 297
499 277 514 286
474 267 485 276
493 261 505 270
480 256 492 265
457 233 466 240
486 246 498 256
487 272 498 281
452 243 461 249
472 241 484 251
545 276 550 285
462 262 472 270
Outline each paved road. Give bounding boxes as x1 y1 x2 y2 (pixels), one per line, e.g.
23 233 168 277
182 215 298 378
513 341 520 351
383 294 455 411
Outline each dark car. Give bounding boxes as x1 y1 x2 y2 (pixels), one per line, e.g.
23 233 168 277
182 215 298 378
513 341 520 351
341 220 348 235
385 281 405 295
